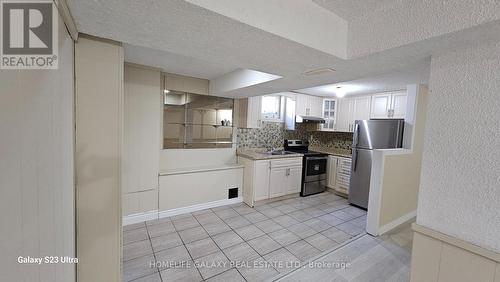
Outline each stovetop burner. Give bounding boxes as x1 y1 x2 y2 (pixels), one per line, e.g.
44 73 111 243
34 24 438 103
284 140 327 158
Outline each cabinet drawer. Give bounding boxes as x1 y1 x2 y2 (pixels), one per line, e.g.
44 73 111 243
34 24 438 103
270 158 302 168
336 174 350 185
337 166 351 175
338 158 351 166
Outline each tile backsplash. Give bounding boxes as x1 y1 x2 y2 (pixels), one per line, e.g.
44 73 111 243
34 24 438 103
237 122 286 149
237 122 353 150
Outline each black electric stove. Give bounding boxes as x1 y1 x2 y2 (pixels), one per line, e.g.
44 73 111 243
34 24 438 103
284 140 328 196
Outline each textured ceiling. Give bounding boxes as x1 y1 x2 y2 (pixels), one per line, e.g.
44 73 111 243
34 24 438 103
66 0 500 97
297 59 430 97
124 44 231 80
312 0 394 20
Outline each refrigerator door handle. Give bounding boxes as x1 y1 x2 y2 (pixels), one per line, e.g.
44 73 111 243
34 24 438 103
353 123 359 147
352 149 358 172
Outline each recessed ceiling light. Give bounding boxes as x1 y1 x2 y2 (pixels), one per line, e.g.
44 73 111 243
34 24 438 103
163 89 170 94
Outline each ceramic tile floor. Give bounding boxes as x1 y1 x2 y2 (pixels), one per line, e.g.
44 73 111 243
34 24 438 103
279 222 414 282
122 191 367 282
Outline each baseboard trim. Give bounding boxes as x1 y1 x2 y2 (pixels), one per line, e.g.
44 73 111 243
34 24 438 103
376 210 416 235
412 223 500 262
158 197 243 219
123 210 159 226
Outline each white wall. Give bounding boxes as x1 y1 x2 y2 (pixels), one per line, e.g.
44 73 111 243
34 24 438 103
123 65 161 217
0 16 75 282
160 148 237 171
417 40 500 253
366 85 428 235
75 36 123 281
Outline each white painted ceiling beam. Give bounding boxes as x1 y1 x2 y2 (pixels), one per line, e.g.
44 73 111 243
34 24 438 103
184 0 348 58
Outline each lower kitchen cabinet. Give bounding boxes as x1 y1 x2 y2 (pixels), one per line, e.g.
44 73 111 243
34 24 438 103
286 166 302 194
327 155 338 189
336 157 352 195
269 166 287 198
327 155 352 196
239 156 302 207
253 160 271 201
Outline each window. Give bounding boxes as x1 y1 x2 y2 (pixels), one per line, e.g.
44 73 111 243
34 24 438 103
163 91 234 149
261 95 284 121
322 99 336 131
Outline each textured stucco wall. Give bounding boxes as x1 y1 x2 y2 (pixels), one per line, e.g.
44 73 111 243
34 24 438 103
348 0 500 58
416 41 500 253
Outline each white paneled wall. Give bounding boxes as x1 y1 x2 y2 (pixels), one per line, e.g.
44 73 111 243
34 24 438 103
0 16 75 282
123 65 161 216
75 36 123 282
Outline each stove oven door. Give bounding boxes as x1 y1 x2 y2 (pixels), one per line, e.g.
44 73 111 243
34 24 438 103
302 156 328 196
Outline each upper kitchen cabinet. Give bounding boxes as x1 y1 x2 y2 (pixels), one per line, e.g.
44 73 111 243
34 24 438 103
336 98 354 132
353 96 371 121
295 94 323 117
391 91 408 119
321 98 337 131
238 96 263 128
285 96 296 130
370 91 407 119
336 95 371 132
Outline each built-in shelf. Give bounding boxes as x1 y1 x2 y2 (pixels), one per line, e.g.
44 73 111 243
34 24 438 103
163 90 234 149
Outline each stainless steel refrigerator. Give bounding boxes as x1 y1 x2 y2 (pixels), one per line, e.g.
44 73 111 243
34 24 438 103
348 119 404 209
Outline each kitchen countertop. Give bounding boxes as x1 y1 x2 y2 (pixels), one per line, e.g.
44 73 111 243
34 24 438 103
309 146 352 158
237 148 303 160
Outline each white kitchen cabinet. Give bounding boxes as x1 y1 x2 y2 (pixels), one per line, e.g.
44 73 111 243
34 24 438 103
309 95 324 117
391 91 407 119
321 99 337 131
238 96 263 128
370 93 392 119
239 156 302 206
327 155 338 189
286 167 302 194
352 96 371 121
296 94 323 117
336 95 371 132
335 157 352 195
240 158 270 207
295 94 308 116
253 160 271 201
327 155 351 196
370 91 407 119
285 96 296 130
269 167 287 198
336 98 353 132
